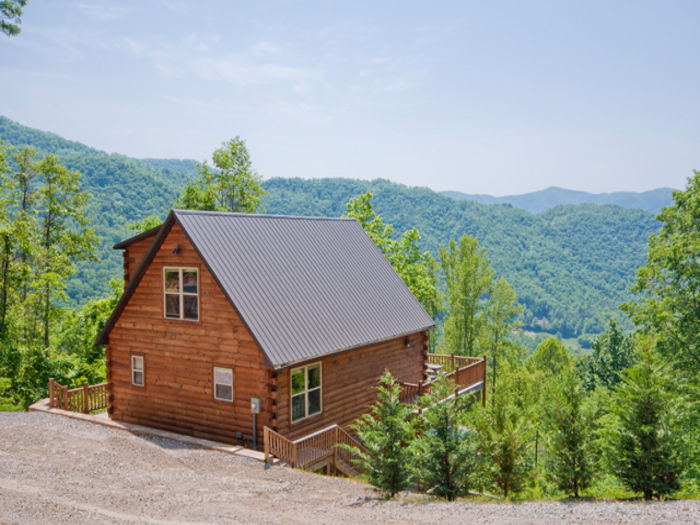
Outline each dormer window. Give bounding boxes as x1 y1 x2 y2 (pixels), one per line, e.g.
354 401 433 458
164 267 199 321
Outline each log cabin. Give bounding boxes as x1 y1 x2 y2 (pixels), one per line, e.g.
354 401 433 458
96 209 437 448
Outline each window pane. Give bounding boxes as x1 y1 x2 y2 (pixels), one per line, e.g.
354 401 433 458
292 394 306 421
183 295 198 320
308 389 321 415
182 270 198 293
291 369 305 395
132 356 143 371
165 294 180 318
308 365 320 389
133 371 143 386
164 270 180 292
215 384 233 401
214 368 232 385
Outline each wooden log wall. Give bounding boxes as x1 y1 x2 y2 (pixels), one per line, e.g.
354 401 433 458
275 331 427 440
122 233 157 285
107 224 274 447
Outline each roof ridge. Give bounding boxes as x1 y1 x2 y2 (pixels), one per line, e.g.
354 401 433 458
173 209 355 222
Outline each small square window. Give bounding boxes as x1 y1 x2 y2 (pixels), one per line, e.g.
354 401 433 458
131 355 144 387
214 367 233 402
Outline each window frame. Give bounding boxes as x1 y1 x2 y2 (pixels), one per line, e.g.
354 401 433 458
290 362 322 423
131 355 144 387
213 366 234 403
163 267 199 322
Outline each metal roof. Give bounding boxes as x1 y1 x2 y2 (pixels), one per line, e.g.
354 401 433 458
175 210 434 368
98 209 435 369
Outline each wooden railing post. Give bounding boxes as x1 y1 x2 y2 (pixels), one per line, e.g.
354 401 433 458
451 352 455 372
263 427 270 464
482 355 487 407
49 378 54 408
83 382 89 413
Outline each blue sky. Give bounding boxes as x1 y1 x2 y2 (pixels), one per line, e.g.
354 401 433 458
1 0 698 195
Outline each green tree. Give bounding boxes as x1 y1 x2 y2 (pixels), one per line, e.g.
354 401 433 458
439 234 494 356
343 371 414 498
623 171 700 374
176 137 265 213
412 374 477 500
33 154 97 348
1 0 27 37
473 393 532 498
604 352 684 500
544 370 594 497
483 277 522 404
527 337 571 377
581 319 635 391
345 192 441 322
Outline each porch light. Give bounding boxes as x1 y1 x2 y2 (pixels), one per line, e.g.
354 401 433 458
405 337 412 348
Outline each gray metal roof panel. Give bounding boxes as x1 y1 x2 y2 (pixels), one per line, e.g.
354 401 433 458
174 209 434 368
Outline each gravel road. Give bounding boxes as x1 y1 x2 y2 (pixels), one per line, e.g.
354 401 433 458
0 412 697 524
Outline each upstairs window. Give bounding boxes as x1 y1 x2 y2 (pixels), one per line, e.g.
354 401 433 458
213 367 233 402
291 363 322 422
164 267 198 321
131 355 144 387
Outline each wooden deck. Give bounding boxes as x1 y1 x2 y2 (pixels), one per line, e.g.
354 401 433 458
399 353 487 408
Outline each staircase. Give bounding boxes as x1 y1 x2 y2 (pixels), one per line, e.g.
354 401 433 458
263 424 366 477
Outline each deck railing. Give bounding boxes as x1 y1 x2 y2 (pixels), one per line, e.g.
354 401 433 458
264 424 366 474
49 378 108 414
399 353 486 408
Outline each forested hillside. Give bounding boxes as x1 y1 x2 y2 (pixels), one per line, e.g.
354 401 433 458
0 116 661 338
0 116 191 304
262 178 660 337
442 186 674 214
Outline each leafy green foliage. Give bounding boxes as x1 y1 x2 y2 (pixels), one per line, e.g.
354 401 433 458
527 337 571 377
0 0 26 36
543 371 594 497
439 235 493 356
344 371 415 498
176 137 265 213
580 319 636 391
623 171 700 375
411 374 477 500
602 352 685 500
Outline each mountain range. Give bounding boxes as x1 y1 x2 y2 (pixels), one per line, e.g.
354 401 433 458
0 115 663 340
441 186 674 215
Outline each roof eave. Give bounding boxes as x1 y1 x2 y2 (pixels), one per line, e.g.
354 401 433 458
270 324 435 370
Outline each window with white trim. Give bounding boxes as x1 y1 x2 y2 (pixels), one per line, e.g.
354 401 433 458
164 267 198 321
213 367 233 402
131 355 144 387
291 363 321 422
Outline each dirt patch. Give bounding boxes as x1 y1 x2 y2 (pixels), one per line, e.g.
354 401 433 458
0 412 697 524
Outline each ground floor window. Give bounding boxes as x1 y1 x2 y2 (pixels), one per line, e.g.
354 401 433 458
213 367 233 402
291 363 321 422
131 355 144 387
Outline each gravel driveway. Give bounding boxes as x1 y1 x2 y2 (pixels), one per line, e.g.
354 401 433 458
0 412 697 524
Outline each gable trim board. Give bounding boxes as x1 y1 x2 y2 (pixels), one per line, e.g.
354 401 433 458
98 209 435 370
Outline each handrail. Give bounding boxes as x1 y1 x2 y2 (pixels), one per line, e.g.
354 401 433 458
264 424 367 474
48 378 108 414
400 355 487 408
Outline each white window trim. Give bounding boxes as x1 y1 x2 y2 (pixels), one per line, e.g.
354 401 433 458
131 355 144 387
290 362 322 423
213 366 234 402
163 267 199 321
